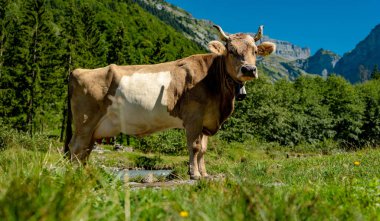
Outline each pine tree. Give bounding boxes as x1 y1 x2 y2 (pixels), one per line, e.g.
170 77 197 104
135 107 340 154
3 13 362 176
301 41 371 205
176 47 185 59
18 0 65 134
80 4 107 67
59 0 84 140
107 26 126 65
371 64 380 80
151 38 166 63
0 0 11 79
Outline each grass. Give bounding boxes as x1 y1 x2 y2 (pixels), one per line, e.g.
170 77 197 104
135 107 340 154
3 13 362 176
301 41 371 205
0 131 379 220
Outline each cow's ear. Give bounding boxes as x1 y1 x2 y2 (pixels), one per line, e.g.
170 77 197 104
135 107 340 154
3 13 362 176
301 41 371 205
208 41 227 55
257 42 276 56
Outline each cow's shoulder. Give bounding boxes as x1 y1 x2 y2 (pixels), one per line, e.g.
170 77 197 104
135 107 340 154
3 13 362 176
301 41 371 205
70 64 120 101
72 65 115 82
167 54 220 116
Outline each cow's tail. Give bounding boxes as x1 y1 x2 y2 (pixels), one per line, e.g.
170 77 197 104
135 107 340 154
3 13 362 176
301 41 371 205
64 73 73 158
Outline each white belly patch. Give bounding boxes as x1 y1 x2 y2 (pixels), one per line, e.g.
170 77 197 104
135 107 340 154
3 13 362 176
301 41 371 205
93 71 183 138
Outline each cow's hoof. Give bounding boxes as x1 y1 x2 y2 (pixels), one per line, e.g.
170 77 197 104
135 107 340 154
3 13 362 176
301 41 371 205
190 175 201 180
202 175 211 180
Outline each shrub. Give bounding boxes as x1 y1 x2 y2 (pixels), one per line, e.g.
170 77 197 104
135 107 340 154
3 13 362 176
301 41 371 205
135 129 186 154
0 121 53 152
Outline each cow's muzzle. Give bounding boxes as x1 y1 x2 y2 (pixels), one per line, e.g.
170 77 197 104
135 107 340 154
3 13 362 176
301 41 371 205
241 65 257 78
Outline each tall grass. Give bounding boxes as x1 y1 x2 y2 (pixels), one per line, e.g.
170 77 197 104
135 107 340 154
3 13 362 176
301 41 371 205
0 128 379 220
0 131 126 220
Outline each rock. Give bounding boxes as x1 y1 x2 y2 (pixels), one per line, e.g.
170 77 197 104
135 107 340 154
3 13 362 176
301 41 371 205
261 36 311 61
142 173 157 183
113 144 134 152
114 144 122 151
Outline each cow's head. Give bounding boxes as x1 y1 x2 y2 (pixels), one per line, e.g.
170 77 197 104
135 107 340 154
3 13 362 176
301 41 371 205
208 25 276 83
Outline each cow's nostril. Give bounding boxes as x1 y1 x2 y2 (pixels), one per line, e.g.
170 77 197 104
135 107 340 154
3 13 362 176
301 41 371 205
241 66 249 75
241 65 256 76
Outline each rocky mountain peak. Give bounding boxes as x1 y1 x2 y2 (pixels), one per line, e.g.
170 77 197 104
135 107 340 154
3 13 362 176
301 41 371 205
300 48 341 77
334 24 380 82
135 0 310 61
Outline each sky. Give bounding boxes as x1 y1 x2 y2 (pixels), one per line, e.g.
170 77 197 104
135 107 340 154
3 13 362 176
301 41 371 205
165 0 380 55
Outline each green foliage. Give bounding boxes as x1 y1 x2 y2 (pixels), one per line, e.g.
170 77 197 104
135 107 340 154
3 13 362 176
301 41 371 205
357 79 380 146
371 64 380 80
221 75 379 149
135 155 163 169
135 129 187 154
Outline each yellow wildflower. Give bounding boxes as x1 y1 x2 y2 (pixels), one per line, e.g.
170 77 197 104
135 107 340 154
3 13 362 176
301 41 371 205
354 161 360 166
179 211 189 218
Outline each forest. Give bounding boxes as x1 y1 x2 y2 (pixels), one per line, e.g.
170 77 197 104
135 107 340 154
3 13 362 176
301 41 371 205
1 0 380 152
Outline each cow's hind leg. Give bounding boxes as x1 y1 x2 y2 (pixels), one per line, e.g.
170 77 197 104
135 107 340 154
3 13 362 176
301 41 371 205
197 135 209 178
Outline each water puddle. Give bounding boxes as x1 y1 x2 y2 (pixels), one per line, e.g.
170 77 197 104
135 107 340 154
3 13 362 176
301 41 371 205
116 169 173 179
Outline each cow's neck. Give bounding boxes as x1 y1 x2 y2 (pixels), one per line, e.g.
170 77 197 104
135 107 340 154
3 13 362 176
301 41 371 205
204 55 236 125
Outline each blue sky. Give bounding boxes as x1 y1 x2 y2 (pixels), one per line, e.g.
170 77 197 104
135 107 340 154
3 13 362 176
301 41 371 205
165 0 380 55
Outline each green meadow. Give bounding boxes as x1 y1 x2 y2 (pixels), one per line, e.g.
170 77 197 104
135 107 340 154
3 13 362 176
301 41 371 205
0 129 379 221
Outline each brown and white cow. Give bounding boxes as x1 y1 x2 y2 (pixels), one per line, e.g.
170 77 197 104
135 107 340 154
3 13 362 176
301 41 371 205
64 25 275 180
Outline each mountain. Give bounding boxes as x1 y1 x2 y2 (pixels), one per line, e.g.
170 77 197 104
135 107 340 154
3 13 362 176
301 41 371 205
135 0 380 83
295 49 341 77
261 36 310 61
134 0 310 61
257 55 309 81
334 24 380 83
134 0 216 49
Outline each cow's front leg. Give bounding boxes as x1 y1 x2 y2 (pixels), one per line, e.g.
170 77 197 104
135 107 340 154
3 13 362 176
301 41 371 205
69 118 99 164
197 135 209 178
69 133 94 163
186 130 203 180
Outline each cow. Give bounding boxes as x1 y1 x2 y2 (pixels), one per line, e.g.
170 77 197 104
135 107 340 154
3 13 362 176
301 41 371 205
64 25 276 180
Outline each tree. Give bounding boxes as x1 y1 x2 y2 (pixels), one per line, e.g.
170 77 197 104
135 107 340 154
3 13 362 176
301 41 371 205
371 64 380 80
80 4 107 67
0 0 11 79
22 0 65 135
358 80 380 146
323 75 364 147
151 38 166 63
107 26 126 65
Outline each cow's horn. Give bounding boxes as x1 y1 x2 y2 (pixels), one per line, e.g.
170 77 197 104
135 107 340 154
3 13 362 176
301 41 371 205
254 25 264 42
213 25 230 41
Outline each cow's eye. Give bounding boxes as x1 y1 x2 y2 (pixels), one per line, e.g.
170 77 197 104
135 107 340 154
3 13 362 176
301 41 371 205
254 50 258 55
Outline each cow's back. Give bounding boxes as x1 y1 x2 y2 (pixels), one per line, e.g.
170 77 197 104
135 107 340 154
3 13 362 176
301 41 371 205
73 64 184 138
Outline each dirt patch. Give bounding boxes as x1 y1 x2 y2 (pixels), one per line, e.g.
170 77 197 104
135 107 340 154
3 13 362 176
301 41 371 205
128 179 198 189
